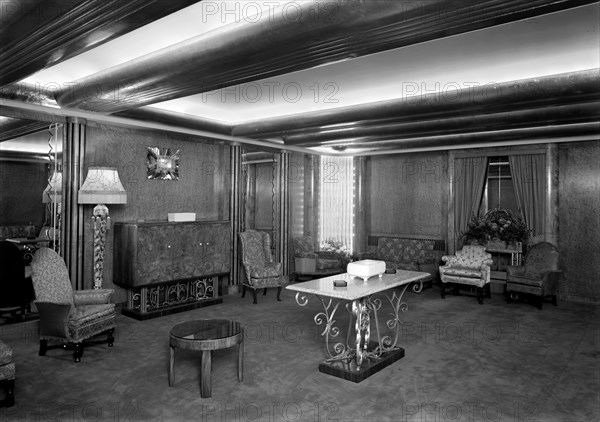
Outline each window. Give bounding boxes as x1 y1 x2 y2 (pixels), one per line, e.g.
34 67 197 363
319 156 354 252
484 156 518 213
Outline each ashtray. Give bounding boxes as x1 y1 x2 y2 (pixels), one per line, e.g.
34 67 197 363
333 280 347 288
385 268 396 274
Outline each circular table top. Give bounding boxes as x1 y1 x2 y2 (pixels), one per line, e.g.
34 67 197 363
170 319 242 351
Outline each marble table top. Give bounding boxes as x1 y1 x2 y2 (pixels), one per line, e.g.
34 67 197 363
286 270 429 301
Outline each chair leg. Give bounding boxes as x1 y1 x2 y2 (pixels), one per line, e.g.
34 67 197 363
73 343 84 362
276 286 282 301
441 283 446 299
537 296 543 310
552 295 558 306
477 287 484 305
486 283 492 298
39 339 48 356
107 329 115 347
241 285 246 298
252 289 257 305
505 290 512 303
263 288 267 296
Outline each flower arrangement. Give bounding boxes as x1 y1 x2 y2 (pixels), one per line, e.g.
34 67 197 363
319 238 352 263
462 208 530 245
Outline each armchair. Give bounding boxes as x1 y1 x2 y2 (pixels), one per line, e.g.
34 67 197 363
293 236 345 279
30 247 116 362
0 240 34 319
505 242 561 309
439 245 493 304
238 230 283 304
0 341 15 407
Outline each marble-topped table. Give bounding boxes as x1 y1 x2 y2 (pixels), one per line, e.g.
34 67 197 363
286 270 429 382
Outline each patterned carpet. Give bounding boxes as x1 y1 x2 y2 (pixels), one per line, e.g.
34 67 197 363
0 285 598 422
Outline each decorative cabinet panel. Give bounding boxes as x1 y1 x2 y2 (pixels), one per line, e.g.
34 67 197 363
113 220 231 319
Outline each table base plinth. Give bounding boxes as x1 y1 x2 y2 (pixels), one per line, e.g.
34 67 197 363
318 342 405 383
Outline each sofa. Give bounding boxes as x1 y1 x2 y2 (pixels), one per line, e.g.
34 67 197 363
359 236 445 292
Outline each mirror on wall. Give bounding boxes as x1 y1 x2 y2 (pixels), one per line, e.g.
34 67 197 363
0 122 63 245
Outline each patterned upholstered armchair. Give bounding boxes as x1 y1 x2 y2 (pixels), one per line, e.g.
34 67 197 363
439 245 493 304
239 230 283 304
293 236 344 279
506 242 561 309
30 247 116 362
0 341 15 407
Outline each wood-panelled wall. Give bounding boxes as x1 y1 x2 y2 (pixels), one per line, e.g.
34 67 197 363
82 123 230 303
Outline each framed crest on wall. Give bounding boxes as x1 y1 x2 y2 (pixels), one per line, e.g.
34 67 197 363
146 147 179 180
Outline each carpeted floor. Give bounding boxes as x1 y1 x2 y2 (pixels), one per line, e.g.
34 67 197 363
0 284 598 422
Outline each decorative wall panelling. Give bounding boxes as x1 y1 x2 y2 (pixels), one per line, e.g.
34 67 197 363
558 140 600 303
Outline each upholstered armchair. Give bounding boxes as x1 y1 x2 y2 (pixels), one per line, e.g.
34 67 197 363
30 247 116 362
506 242 561 309
238 230 283 304
293 236 344 279
0 240 34 319
439 245 493 304
0 341 15 407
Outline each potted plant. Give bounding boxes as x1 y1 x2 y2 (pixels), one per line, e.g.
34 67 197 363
462 208 530 250
319 238 352 266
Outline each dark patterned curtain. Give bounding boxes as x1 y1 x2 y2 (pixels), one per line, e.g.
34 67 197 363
509 154 546 237
454 156 489 249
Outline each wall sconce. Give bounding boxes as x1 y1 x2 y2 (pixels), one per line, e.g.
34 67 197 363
78 167 127 289
42 171 62 251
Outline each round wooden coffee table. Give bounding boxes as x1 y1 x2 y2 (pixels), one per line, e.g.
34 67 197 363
169 319 243 398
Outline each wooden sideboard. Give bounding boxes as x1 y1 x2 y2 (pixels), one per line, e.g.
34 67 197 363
113 220 231 319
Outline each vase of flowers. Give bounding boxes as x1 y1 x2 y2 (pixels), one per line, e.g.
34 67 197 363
462 208 530 249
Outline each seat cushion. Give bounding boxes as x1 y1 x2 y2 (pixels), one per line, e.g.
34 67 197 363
68 304 116 328
0 341 12 366
441 267 483 278
506 275 544 288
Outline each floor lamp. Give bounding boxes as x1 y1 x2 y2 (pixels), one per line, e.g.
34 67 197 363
78 167 127 289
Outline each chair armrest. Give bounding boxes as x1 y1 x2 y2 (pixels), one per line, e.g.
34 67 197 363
541 270 563 293
73 289 114 305
441 255 457 265
506 265 526 277
35 301 71 338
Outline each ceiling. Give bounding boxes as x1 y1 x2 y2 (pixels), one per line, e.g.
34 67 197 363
1 0 599 159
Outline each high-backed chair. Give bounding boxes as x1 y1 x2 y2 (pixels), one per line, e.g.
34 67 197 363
238 230 283 304
439 245 493 304
0 340 15 407
506 242 561 309
293 236 344 279
30 247 116 362
0 240 34 319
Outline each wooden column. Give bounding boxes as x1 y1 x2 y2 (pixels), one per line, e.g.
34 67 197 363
278 151 290 275
230 145 242 292
62 117 87 289
353 156 368 255
545 144 559 245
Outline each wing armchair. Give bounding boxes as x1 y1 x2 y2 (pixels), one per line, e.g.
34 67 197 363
238 230 283 304
30 247 116 362
293 236 344 279
505 242 561 309
439 245 493 304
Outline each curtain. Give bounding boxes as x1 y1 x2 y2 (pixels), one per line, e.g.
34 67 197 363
454 156 488 249
319 156 354 251
509 154 546 237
